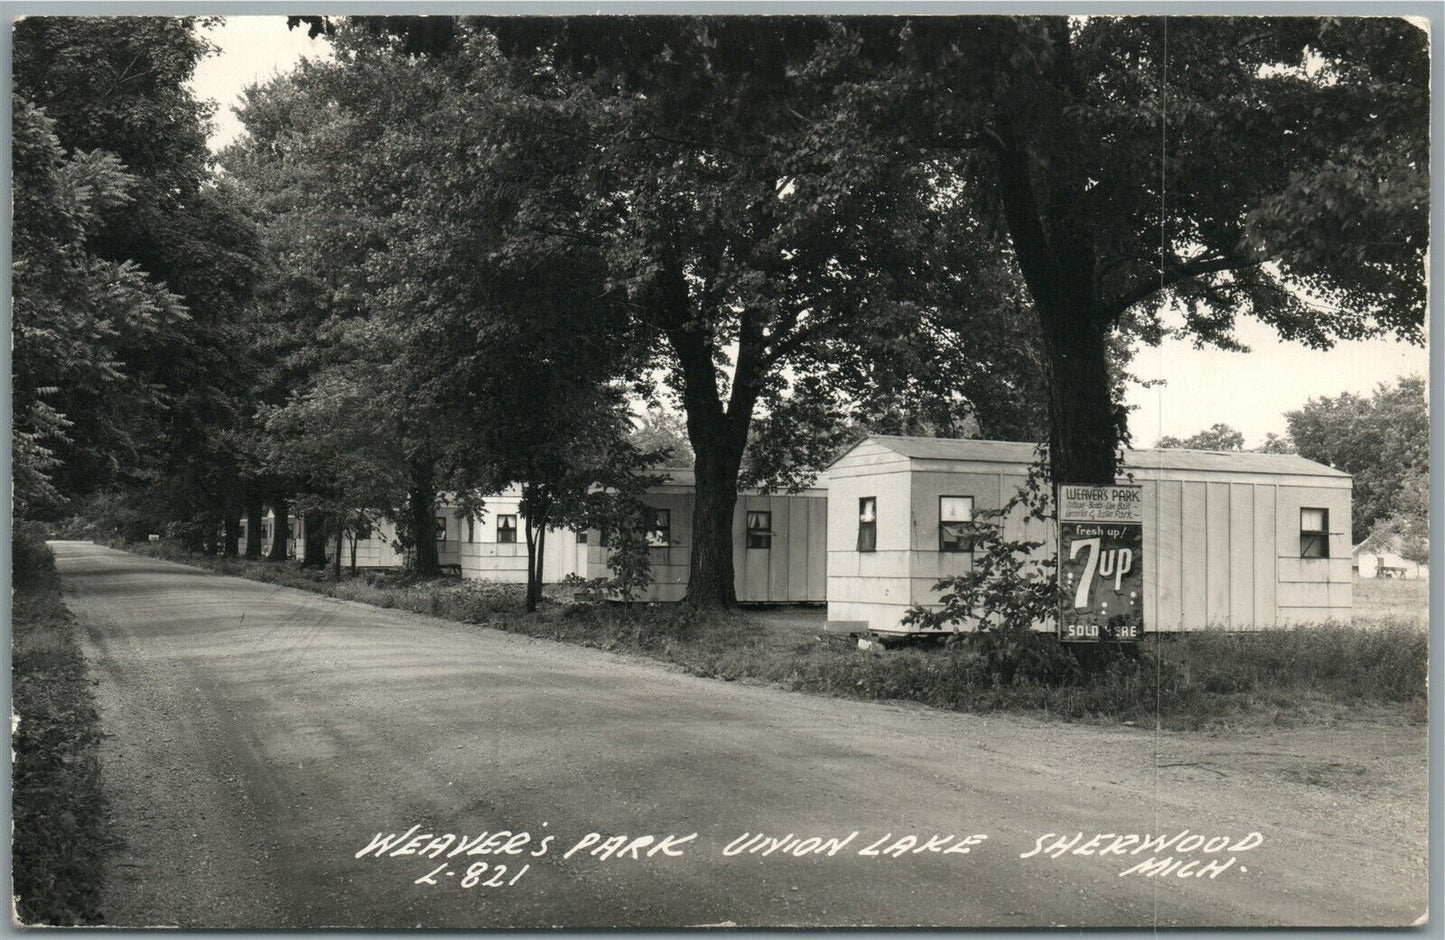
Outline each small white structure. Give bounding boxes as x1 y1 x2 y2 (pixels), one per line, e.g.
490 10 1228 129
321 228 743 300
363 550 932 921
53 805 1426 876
238 510 297 558
825 435 1353 635
306 496 584 581
456 490 586 584
1353 537 1428 580
583 469 829 603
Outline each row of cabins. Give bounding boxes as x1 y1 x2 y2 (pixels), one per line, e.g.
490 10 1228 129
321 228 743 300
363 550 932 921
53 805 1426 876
245 435 1355 633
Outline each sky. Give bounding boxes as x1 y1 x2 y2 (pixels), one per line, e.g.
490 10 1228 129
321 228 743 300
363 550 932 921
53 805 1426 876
188 16 332 152
1127 319 1428 448
186 16 1429 448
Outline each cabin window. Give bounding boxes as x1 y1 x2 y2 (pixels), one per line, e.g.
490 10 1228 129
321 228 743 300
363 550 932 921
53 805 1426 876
497 514 518 544
435 516 448 541
857 497 877 552
466 516 475 543
647 509 671 547
577 530 588 544
1300 508 1329 558
746 511 772 549
939 496 976 552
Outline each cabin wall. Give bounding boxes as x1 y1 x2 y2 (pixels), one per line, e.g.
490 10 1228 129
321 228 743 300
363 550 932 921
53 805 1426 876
584 489 827 604
734 493 829 602
459 498 584 584
825 442 915 630
829 454 1353 635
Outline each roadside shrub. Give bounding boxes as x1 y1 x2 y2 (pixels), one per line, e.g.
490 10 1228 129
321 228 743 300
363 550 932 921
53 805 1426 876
12 527 110 924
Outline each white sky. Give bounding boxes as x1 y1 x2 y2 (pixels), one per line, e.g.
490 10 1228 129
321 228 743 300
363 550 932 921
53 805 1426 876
189 16 332 152
1128 319 1428 447
187 16 1430 447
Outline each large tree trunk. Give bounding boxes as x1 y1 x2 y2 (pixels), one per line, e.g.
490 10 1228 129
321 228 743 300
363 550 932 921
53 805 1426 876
990 101 1120 489
244 494 264 559
1037 304 1120 486
684 418 746 609
655 252 758 610
521 488 549 613
533 524 547 610
268 492 289 562
332 523 344 581
524 520 539 614
222 511 242 557
407 459 441 576
302 510 328 567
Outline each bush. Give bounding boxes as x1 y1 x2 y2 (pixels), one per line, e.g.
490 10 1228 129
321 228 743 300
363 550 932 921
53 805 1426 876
12 526 111 924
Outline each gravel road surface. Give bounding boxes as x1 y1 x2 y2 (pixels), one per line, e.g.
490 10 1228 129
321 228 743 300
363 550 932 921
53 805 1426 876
53 542 1426 928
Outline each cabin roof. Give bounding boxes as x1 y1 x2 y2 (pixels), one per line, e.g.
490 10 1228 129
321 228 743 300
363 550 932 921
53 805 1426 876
834 434 1350 479
653 467 827 495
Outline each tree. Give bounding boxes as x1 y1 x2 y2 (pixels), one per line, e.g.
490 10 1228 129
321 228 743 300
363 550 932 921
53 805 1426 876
225 53 460 574
1284 374 1427 543
257 367 410 578
838 16 1427 485
1156 423 1245 451
1361 465 1427 566
328 24 661 608
11 97 188 515
14 17 261 533
340 16 1046 607
1255 432 1297 455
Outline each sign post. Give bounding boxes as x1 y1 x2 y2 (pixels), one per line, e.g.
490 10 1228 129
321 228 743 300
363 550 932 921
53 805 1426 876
1057 484 1144 642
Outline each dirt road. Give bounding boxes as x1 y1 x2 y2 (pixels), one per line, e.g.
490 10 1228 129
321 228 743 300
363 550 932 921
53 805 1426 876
52 542 1426 928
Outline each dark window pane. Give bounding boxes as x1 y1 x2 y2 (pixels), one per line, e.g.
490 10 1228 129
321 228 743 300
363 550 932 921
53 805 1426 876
747 511 772 549
648 509 670 546
940 521 975 553
858 497 877 552
1299 508 1329 558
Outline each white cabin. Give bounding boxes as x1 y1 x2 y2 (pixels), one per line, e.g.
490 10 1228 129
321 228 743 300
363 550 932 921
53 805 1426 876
825 435 1353 635
583 469 828 603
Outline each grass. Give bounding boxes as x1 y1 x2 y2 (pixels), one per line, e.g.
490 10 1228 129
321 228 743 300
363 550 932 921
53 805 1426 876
12 525 112 925
122 539 1427 732
1353 576 1429 629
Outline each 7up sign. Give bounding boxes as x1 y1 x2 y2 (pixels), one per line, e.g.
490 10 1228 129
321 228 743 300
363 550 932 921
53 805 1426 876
1057 484 1144 642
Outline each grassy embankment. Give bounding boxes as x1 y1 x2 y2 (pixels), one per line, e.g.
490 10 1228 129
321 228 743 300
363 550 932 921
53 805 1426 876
124 539 1427 731
12 528 111 925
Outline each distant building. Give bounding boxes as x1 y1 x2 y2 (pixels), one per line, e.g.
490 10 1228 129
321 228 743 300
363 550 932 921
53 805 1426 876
1353 537 1428 580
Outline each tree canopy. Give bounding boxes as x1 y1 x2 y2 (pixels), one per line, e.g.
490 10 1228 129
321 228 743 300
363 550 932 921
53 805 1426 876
1283 374 1427 543
12 17 259 522
1156 423 1246 452
19 14 1427 612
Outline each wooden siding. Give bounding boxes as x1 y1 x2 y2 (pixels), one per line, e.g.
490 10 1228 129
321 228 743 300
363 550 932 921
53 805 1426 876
827 437 1351 634
826 445 913 622
584 491 827 603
